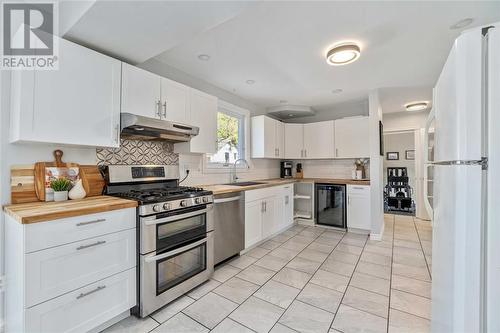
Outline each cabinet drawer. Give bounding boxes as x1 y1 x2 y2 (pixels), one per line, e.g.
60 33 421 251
25 208 135 253
26 268 136 333
26 229 135 307
347 185 370 196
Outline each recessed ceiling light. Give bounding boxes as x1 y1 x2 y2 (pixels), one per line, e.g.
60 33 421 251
450 18 474 30
326 43 361 66
405 101 429 112
246 79 255 85
332 89 343 94
197 54 210 61
288 114 294 117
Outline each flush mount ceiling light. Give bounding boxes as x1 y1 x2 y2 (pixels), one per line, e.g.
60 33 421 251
332 89 343 94
197 54 210 61
246 79 255 85
450 18 474 30
405 101 429 112
326 43 361 66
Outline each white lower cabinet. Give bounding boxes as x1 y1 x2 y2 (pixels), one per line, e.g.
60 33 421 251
244 200 264 248
347 185 371 230
244 185 294 249
5 208 137 333
26 269 136 333
26 229 136 307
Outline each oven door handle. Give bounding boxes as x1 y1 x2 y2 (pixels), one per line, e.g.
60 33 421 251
213 196 241 204
142 207 210 226
144 236 208 263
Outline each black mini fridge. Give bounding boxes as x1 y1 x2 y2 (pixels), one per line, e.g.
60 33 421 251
315 183 346 228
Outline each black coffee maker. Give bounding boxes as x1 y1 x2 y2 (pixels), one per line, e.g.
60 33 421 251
280 161 293 178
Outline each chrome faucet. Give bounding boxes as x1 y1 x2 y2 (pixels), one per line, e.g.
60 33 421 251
231 158 250 183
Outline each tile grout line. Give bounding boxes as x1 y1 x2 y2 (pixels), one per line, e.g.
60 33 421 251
327 231 370 331
266 227 349 332
413 216 432 279
197 224 320 332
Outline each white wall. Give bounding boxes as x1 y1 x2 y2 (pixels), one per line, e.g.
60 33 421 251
383 132 416 189
383 110 429 132
369 90 384 238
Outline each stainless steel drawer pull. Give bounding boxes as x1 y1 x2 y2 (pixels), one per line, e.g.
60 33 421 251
76 219 106 226
352 187 366 190
76 285 106 299
76 240 106 251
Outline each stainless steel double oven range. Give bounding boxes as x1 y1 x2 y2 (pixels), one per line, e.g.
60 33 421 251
104 165 214 317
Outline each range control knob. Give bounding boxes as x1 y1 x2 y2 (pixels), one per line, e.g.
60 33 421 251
152 204 161 212
195 198 202 204
202 197 209 203
163 203 171 210
180 200 188 207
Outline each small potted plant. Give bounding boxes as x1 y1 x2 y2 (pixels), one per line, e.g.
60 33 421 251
50 178 72 202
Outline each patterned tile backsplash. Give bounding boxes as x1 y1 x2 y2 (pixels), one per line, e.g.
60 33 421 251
96 139 179 166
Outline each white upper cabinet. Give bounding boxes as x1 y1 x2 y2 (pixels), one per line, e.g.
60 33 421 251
160 77 190 124
276 121 285 158
121 63 161 119
174 88 218 154
284 123 304 159
303 121 335 159
251 115 284 159
121 64 189 123
10 37 121 148
334 117 370 158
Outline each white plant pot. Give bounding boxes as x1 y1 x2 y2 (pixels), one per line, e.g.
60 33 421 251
53 191 68 202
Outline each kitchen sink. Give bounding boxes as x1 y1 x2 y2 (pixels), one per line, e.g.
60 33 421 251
224 181 265 186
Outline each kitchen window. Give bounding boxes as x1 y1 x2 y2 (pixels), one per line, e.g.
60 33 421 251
206 101 249 169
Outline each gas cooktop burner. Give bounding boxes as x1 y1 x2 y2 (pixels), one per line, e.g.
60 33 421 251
116 186 209 204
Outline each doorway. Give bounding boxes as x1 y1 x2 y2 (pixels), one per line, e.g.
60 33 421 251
383 131 416 216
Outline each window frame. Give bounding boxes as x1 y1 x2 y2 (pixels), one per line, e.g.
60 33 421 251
203 100 251 173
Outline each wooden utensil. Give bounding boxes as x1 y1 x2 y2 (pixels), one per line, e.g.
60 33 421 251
34 150 80 201
80 165 105 197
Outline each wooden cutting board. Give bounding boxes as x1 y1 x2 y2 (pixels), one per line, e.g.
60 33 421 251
34 150 80 201
79 165 105 197
10 165 39 204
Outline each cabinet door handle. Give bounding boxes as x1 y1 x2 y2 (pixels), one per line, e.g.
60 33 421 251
264 201 267 212
336 148 338 157
76 218 106 227
76 285 106 300
261 201 265 213
156 100 162 118
285 195 289 205
114 124 120 143
76 240 106 251
163 101 167 118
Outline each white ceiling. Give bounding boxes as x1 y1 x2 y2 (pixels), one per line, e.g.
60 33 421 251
64 1 500 114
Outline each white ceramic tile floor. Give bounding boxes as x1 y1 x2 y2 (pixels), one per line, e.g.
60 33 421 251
103 214 432 333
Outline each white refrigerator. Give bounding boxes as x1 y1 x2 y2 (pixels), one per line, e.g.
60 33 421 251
428 23 500 332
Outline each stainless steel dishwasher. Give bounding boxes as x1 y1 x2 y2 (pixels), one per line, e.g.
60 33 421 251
213 192 245 265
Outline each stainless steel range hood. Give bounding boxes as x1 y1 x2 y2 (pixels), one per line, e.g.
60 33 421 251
120 113 199 143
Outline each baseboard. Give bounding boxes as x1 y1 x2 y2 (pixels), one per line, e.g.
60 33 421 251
88 310 130 333
370 222 385 241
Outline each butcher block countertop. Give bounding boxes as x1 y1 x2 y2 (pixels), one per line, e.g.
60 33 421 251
202 178 370 195
3 196 138 224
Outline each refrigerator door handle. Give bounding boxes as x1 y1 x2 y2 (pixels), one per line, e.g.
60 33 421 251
430 158 488 168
